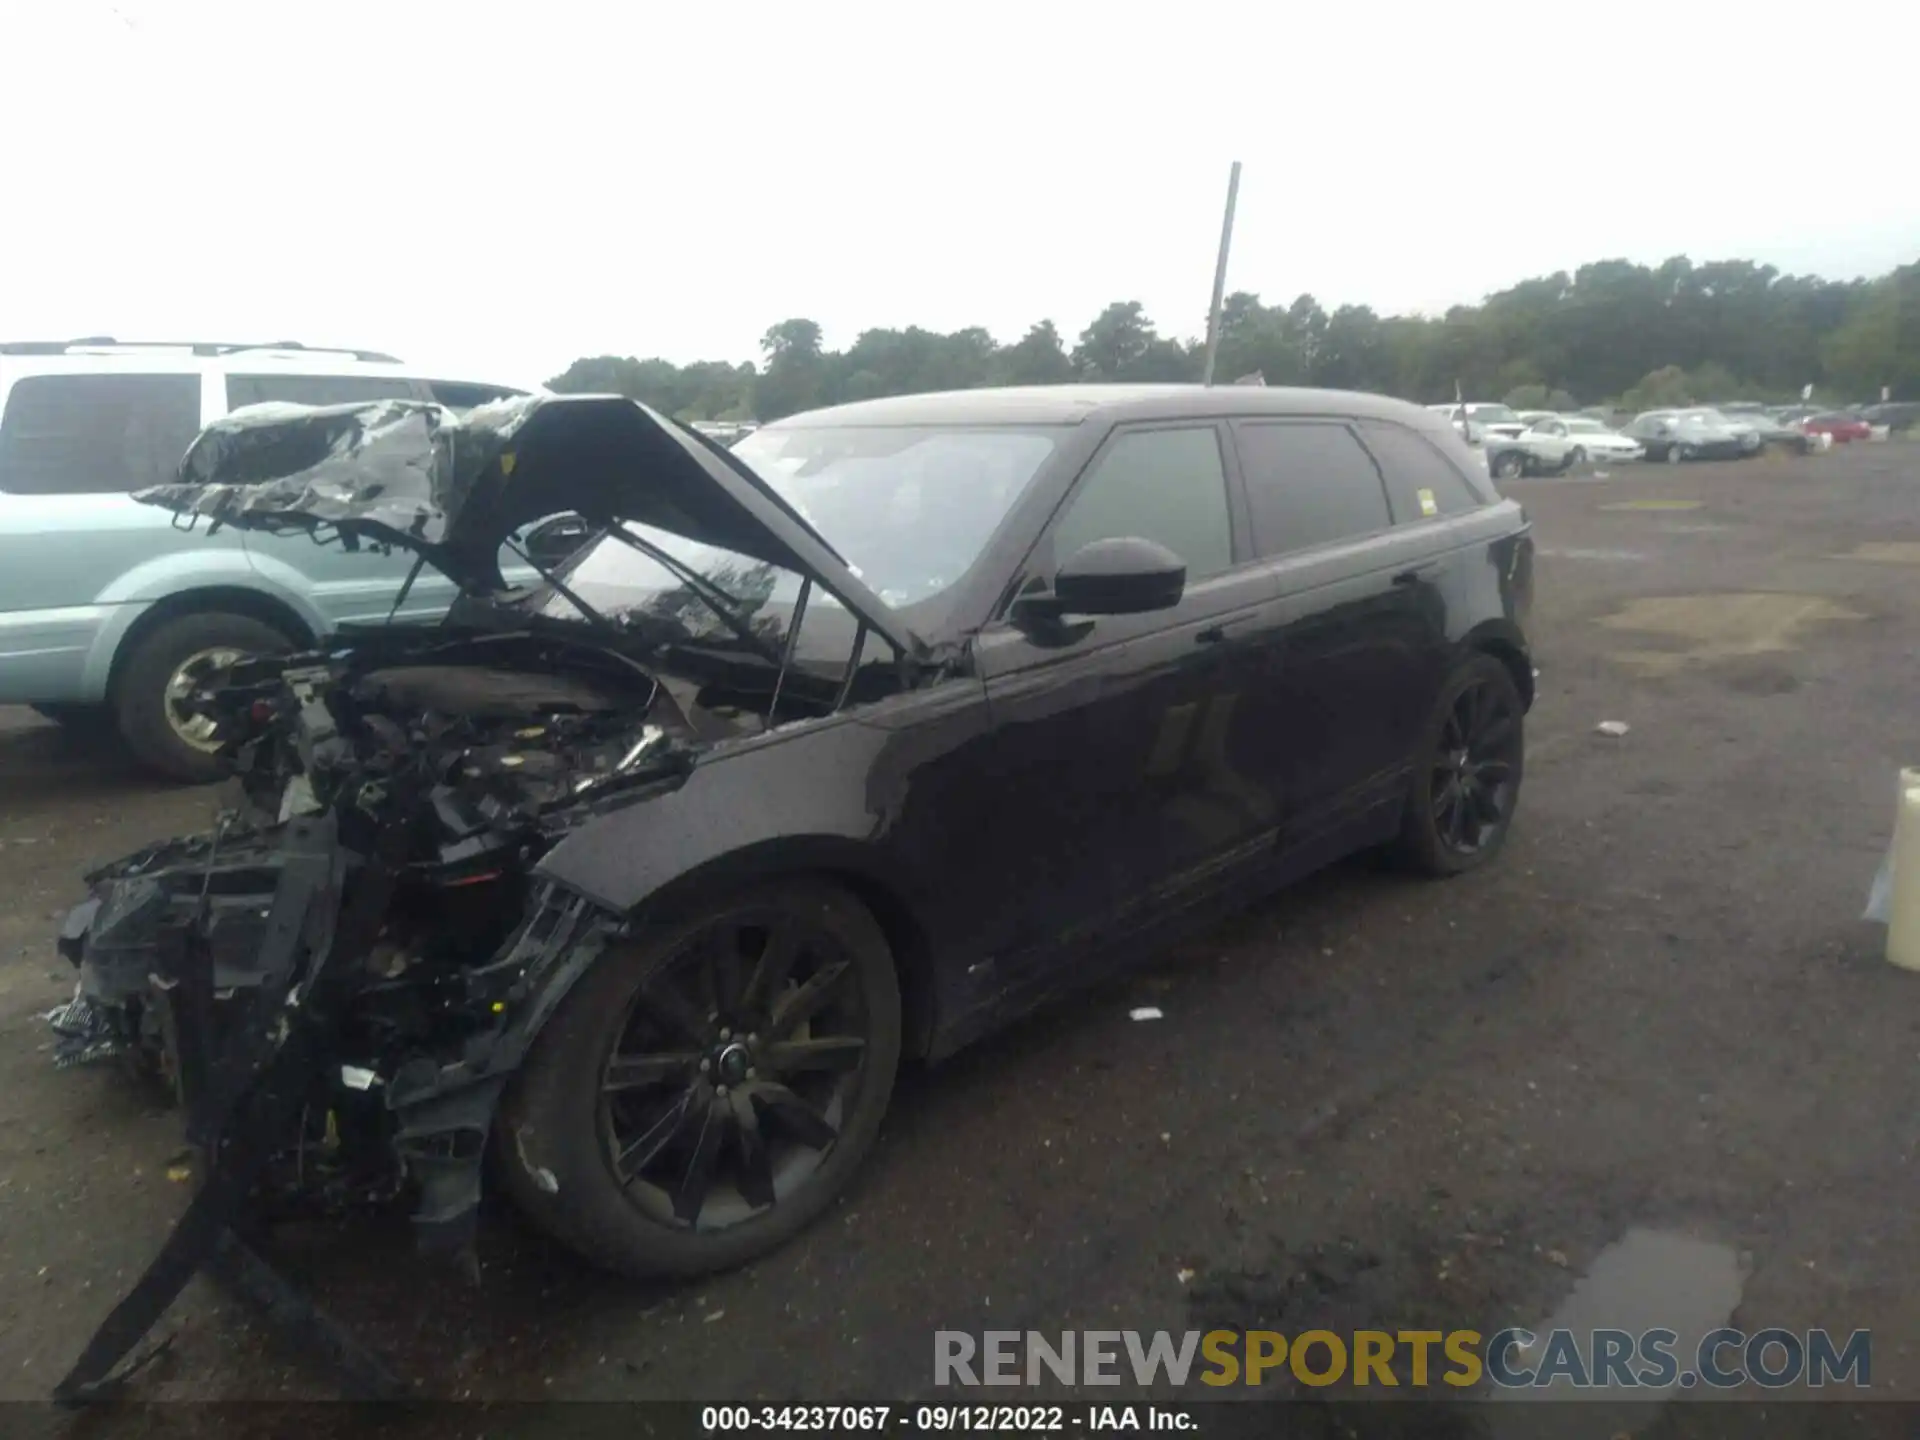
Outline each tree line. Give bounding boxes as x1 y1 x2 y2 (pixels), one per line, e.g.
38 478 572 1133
548 254 1919 423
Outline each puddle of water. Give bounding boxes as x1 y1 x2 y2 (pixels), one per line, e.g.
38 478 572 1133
1599 499 1704 512
1539 548 1647 562
1486 1228 1746 1437
1598 592 1866 677
1832 541 1920 565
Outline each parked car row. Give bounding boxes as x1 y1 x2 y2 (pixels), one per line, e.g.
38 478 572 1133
1429 394 1902 474
1427 404 1647 478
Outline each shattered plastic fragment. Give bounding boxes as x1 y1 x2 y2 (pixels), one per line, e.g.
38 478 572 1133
1595 720 1630 737
1129 1006 1164 1022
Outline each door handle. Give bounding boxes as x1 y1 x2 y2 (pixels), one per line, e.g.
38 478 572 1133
1393 565 1440 587
1196 619 1249 645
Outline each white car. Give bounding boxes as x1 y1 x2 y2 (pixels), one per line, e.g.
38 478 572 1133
1527 414 1644 465
1426 402 1528 439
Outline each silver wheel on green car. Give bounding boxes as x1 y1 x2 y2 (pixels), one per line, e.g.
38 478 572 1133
164 647 244 752
113 612 294 783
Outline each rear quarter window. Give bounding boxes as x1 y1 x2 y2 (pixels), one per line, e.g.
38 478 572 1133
1357 421 1489 522
1231 420 1392 557
0 373 202 495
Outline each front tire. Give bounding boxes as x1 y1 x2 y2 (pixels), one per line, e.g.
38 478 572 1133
1393 655 1525 877
497 878 903 1278
1564 445 1587 472
112 611 293 783
1492 451 1526 481
1667 443 1692 465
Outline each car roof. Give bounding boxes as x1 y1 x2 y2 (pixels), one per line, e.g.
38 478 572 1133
0 343 524 389
772 383 1454 432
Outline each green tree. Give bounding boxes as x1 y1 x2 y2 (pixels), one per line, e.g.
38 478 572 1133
547 252 1914 422
1072 301 1157 379
1619 365 1694 412
753 318 830 421
993 321 1074 385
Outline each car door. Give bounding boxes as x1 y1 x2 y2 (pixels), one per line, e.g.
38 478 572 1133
1228 418 1454 864
0 369 231 703
967 421 1285 987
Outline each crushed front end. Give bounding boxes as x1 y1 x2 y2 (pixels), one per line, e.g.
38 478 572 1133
45 625 695 1401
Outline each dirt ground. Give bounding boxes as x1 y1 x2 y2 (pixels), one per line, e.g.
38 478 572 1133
4 442 1920 1425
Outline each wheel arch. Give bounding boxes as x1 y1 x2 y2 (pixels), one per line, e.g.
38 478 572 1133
601 837 941 1061
1463 622 1535 710
103 586 318 699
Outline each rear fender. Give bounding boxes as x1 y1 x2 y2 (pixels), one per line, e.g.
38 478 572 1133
82 555 326 697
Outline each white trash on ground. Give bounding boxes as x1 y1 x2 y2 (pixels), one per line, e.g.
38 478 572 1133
1595 721 1631 737
1129 1006 1164 1022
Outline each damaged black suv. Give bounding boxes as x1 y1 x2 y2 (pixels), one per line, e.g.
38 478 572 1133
50 384 1533 1327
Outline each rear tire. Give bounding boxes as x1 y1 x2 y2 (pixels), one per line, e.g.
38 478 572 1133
1393 655 1525 877
1565 446 1587 472
497 878 902 1279
112 611 293 783
1492 452 1526 481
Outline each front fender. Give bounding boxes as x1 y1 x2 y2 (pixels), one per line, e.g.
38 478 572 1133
535 715 923 919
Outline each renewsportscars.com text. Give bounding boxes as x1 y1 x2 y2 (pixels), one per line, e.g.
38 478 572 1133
934 1328 1871 1390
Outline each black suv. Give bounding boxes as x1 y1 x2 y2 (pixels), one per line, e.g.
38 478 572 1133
53 384 1534 1308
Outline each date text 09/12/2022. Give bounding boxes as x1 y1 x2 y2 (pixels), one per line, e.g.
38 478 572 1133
702 1405 1192 1432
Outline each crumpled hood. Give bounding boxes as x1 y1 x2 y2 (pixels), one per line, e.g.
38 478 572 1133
138 393 923 658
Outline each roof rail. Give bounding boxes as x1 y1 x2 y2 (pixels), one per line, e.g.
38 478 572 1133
0 338 403 363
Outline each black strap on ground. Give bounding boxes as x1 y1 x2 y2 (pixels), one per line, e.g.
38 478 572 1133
206 1230 405 1400
53 808 416 1405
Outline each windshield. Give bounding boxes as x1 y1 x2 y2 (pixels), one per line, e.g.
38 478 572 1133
1565 418 1606 434
534 422 1070 659
1468 405 1521 425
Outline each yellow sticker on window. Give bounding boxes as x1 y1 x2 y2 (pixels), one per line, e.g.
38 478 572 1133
1417 487 1438 517
500 450 517 476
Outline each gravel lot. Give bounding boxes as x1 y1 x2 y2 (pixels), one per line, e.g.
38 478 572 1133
3 442 1919 1426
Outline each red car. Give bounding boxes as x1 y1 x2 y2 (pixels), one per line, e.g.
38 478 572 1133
1802 412 1873 443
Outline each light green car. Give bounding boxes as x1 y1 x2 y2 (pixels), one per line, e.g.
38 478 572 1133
0 340 534 780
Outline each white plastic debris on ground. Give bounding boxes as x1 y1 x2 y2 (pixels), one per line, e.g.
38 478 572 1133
1129 1006 1164 1022
1595 720 1630 737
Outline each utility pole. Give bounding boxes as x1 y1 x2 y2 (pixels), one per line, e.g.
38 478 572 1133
1199 161 1243 386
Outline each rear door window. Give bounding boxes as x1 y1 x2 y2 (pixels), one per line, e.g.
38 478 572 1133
225 373 421 409
1231 420 1392 557
1357 422 1487 524
0 373 202 495
1049 425 1234 583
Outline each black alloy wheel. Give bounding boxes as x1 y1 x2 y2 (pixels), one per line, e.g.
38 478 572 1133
497 880 901 1277
1493 451 1526 481
1395 654 1525 876
600 910 872 1228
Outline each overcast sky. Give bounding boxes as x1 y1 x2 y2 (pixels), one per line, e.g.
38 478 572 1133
3 0 1914 389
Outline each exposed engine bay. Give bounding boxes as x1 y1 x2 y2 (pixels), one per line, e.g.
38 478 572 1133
48 619 732 1178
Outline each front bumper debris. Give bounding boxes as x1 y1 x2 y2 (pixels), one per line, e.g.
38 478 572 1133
48 802 620 1404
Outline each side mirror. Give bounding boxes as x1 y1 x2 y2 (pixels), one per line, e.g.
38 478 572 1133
1023 536 1186 620
521 511 594 568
